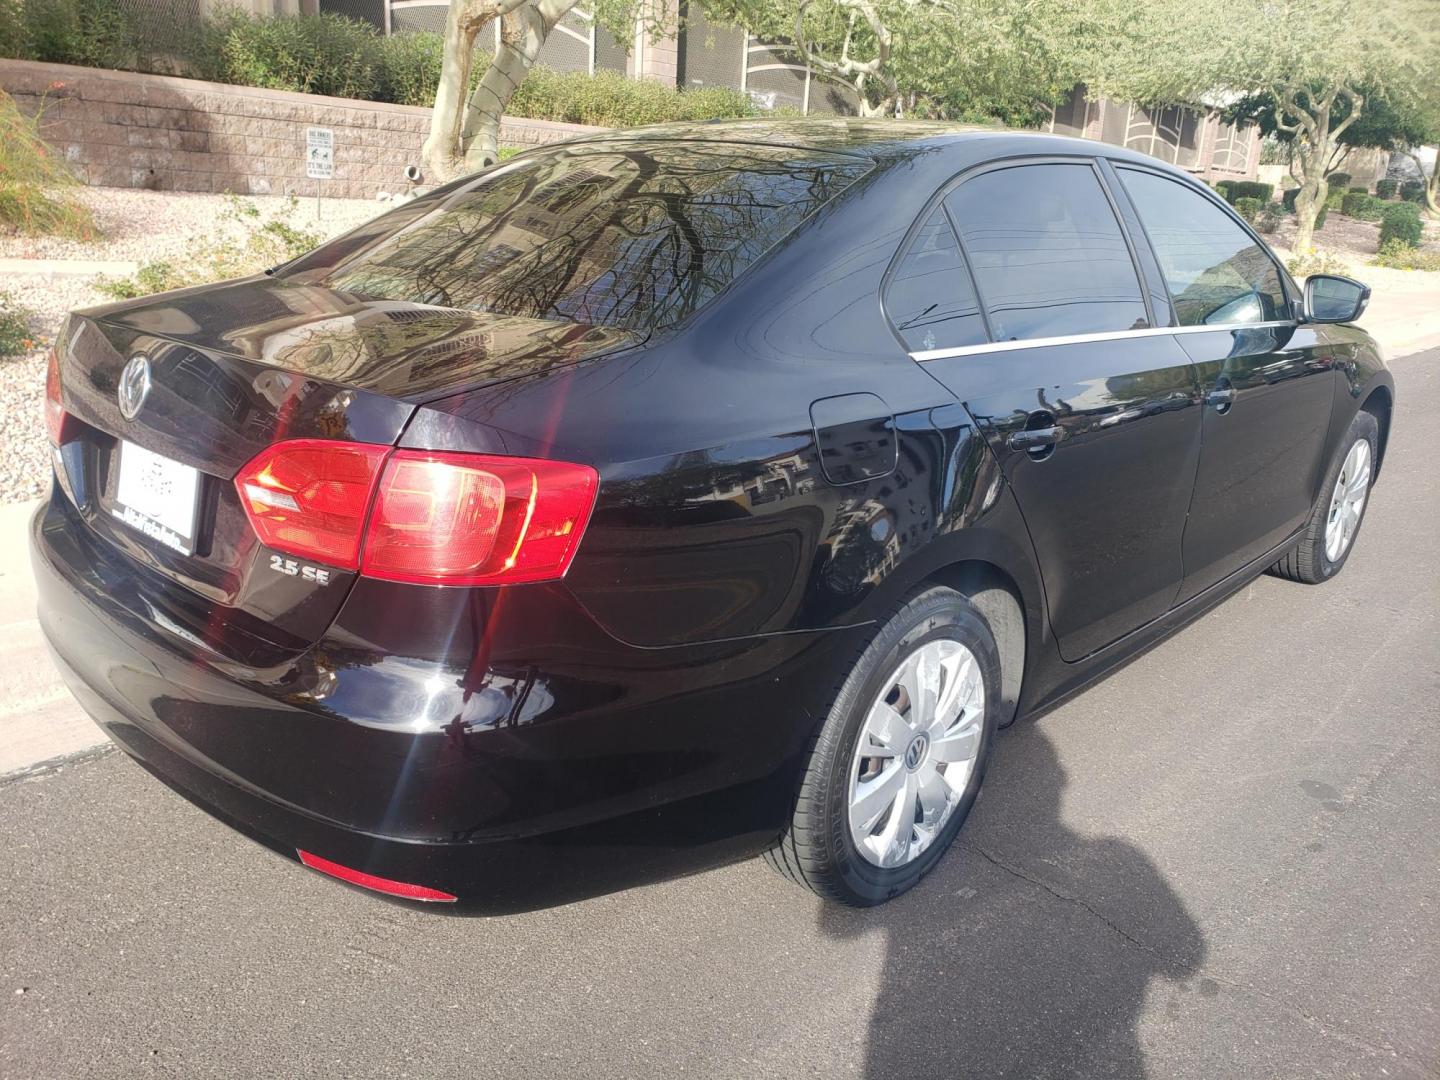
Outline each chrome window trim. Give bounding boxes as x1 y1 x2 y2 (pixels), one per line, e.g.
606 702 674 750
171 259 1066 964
909 320 1296 362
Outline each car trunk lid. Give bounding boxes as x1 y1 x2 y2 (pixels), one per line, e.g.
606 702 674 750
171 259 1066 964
50 278 636 662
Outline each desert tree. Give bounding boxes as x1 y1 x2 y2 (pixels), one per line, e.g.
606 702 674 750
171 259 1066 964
702 0 1065 121
1203 0 1434 249
422 0 673 180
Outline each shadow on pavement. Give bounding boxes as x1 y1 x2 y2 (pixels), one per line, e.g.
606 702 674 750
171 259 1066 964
819 723 1207 1079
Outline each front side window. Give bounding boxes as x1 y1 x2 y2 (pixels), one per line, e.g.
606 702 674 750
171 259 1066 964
885 208 988 352
943 163 1149 342
281 144 870 334
1118 167 1287 326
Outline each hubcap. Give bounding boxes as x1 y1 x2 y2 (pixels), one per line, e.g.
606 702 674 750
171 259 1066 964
847 639 985 869
1324 438 1371 564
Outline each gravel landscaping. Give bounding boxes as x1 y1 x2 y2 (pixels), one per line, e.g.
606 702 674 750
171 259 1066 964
1269 207 1440 269
1 188 384 504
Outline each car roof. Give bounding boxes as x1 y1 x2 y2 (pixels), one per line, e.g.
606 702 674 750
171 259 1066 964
551 118 1198 178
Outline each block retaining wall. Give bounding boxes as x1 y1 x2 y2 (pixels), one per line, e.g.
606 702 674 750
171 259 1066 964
0 58 606 199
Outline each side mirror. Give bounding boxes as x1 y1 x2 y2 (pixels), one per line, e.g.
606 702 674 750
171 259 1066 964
1304 274 1370 324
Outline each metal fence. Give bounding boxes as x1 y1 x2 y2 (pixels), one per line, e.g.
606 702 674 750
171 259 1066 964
677 4 856 116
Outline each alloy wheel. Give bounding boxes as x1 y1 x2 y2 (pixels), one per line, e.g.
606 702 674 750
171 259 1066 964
1324 438 1372 564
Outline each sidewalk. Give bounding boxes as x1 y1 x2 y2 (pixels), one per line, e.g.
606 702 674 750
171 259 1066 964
1356 266 1440 358
0 500 104 776
1 309 1437 778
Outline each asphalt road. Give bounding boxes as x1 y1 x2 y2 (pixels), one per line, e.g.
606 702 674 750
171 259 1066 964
3 351 1437 1080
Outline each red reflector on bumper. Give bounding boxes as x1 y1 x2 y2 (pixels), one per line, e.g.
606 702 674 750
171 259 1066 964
297 849 457 902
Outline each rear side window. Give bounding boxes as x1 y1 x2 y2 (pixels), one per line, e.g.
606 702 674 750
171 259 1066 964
885 209 988 352
1118 168 1287 326
281 144 869 334
944 163 1150 341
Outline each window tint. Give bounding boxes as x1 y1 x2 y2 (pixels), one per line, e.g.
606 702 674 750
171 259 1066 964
944 163 1149 341
282 144 869 334
1118 168 1287 326
885 208 988 351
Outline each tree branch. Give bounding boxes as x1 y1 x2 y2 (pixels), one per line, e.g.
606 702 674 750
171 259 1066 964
789 0 899 114
1276 83 1318 138
1330 85 1365 142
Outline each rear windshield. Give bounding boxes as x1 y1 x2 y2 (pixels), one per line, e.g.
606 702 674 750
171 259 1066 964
280 143 869 334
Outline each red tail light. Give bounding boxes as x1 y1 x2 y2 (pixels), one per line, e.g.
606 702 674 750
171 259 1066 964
234 441 598 585
363 450 598 585
235 440 390 569
45 347 66 444
297 850 456 902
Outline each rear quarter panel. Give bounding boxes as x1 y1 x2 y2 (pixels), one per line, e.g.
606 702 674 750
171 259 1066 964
405 150 1047 656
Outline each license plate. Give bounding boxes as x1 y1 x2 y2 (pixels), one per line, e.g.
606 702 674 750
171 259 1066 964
112 440 200 555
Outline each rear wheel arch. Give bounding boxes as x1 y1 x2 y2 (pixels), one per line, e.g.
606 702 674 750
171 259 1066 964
924 560 1026 727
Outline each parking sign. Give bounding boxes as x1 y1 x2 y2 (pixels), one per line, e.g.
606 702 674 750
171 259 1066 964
306 127 334 180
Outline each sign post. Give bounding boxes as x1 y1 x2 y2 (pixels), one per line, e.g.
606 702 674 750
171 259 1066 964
305 127 334 221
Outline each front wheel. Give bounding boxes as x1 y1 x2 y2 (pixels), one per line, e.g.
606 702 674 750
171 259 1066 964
1270 410 1379 584
764 586 999 906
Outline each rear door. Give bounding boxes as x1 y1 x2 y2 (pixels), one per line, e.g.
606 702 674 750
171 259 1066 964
1112 166 1335 602
905 159 1204 661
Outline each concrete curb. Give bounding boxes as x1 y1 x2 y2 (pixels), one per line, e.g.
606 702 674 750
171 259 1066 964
0 741 114 786
1391 331 1440 360
0 257 136 279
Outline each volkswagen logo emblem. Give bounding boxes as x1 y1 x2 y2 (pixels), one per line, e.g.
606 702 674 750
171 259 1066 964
904 733 929 771
118 355 151 420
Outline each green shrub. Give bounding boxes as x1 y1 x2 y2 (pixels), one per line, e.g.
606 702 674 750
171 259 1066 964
0 90 95 238
1326 172 1352 189
1372 238 1440 271
0 0 24 58
1348 185 1368 194
1225 180 1273 204
1379 202 1423 248
1375 178 1398 200
94 260 186 300
1341 190 1381 219
18 0 143 69
508 66 754 127
1314 205 1328 230
1214 179 1233 201
0 290 34 357
4 7 766 123
1256 203 1283 233
1287 247 1350 277
378 30 448 108
1282 187 1300 211
96 195 322 298
1323 186 1345 210
1400 180 1425 203
219 13 383 100
1234 196 1263 222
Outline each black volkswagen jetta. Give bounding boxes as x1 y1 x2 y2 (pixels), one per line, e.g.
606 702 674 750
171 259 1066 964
33 120 1393 911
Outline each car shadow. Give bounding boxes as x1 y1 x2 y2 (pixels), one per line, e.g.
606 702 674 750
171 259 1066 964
817 722 1207 1079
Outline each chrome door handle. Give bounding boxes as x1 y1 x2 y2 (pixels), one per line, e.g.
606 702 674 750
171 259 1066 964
1205 386 1236 411
1008 426 1062 453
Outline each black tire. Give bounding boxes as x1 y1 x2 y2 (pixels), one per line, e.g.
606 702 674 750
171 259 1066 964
1270 410 1379 585
764 585 1000 906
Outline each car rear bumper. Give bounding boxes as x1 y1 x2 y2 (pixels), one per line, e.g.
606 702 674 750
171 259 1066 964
31 492 865 912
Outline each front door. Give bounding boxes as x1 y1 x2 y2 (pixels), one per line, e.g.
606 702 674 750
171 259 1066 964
904 161 1204 661
1112 166 1337 602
